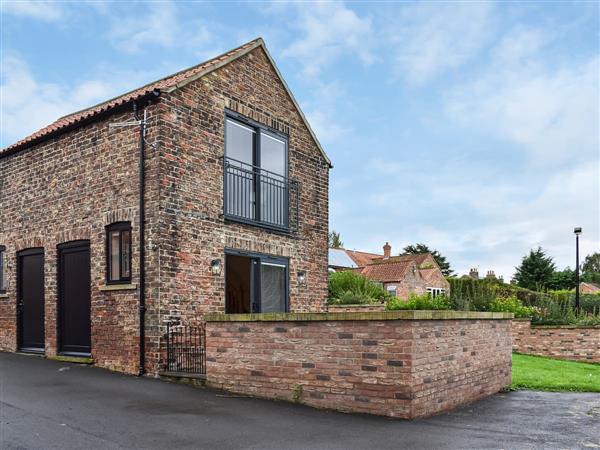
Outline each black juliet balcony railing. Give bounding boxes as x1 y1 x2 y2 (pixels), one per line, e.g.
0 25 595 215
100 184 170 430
224 157 299 232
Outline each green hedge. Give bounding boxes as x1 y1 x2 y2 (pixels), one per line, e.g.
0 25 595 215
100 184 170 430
386 294 451 311
447 278 600 325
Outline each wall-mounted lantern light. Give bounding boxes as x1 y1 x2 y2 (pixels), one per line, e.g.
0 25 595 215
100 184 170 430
210 259 222 276
297 271 307 285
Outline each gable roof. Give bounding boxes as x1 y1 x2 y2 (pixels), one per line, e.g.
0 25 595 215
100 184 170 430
1 38 332 167
356 260 414 283
370 253 431 266
352 252 441 284
345 249 382 267
580 282 600 292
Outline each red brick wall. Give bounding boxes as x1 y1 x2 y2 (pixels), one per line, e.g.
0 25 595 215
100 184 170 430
0 107 163 374
205 314 512 419
512 319 600 363
148 47 330 371
0 45 330 376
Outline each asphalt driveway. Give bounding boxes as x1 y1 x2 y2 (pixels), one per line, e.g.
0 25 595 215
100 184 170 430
1 352 599 449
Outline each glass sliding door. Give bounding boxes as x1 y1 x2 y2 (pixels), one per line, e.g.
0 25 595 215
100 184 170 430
225 251 288 314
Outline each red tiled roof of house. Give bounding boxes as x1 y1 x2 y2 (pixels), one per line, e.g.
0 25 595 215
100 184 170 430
370 253 430 265
357 260 413 283
580 282 600 292
1 39 262 155
345 249 382 267
2 38 332 167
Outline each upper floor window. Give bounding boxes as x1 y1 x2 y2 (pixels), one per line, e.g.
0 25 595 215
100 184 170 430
106 222 131 284
0 246 6 293
224 114 295 231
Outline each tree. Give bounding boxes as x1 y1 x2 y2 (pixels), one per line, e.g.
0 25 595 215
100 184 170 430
328 230 344 249
582 252 600 284
513 247 556 291
547 267 576 291
402 243 454 277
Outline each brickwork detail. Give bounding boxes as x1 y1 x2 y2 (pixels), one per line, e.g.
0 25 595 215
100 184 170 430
0 45 329 375
512 319 600 363
205 318 512 419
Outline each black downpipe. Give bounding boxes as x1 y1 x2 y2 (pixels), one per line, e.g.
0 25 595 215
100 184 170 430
134 102 146 376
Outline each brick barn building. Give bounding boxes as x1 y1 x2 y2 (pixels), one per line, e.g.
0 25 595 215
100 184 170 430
0 38 331 375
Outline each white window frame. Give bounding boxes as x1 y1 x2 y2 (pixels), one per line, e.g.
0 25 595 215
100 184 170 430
426 287 446 298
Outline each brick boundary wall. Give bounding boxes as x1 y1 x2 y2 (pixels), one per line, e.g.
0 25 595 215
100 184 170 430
512 319 600 363
204 311 513 419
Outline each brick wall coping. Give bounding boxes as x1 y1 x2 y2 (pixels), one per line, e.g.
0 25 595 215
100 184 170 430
204 310 514 322
530 324 600 329
327 303 385 308
514 318 600 329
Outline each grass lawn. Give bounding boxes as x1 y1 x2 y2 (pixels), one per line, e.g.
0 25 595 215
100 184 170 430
512 353 600 392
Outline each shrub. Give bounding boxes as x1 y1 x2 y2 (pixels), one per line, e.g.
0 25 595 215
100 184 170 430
386 294 452 311
489 296 536 318
579 294 600 315
328 271 391 305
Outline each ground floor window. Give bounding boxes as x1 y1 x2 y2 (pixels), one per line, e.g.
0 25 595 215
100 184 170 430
426 287 446 298
225 251 288 313
106 222 131 284
386 284 397 296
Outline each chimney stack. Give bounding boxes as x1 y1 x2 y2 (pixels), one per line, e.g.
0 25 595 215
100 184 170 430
469 268 479 279
383 242 391 259
486 270 496 279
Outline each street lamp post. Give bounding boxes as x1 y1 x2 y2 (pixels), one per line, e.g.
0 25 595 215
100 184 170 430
574 227 582 311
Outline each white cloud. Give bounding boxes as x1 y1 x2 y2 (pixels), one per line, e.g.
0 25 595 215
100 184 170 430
281 1 375 76
388 2 495 83
107 1 212 53
1 0 65 21
0 54 153 148
446 28 599 166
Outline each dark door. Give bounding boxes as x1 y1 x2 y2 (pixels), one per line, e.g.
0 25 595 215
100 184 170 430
17 248 45 353
58 241 91 355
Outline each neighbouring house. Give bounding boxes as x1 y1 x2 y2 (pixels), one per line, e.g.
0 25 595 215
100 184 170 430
329 243 450 299
0 38 331 375
580 282 600 294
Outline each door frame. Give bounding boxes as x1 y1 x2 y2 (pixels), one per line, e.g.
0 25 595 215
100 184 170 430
224 249 289 313
57 240 91 357
16 247 45 354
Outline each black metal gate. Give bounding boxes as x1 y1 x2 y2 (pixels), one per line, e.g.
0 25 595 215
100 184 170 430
164 323 206 375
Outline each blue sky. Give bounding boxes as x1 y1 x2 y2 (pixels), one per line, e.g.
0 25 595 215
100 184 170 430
1 1 598 279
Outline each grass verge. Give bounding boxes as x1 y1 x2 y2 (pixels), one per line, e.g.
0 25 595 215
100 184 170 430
511 353 600 392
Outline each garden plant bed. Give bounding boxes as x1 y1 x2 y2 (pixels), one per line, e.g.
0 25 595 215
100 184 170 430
512 353 600 392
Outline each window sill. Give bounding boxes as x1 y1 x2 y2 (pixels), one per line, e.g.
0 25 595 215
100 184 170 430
99 283 137 292
0 293 8 299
